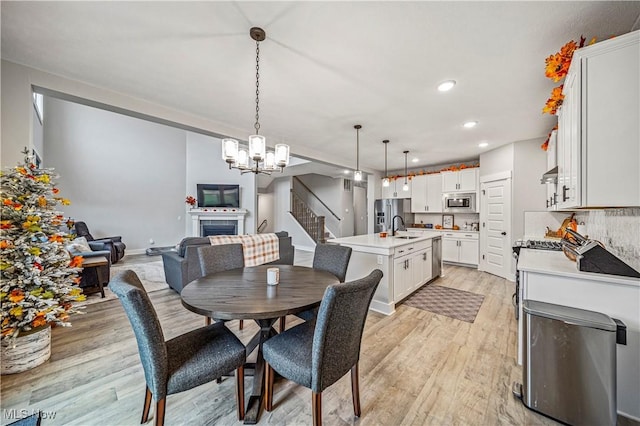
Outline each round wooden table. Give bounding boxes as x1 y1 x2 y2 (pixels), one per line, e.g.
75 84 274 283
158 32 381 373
181 265 338 424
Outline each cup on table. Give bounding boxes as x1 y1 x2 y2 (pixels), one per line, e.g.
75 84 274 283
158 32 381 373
379 232 387 238
267 267 280 285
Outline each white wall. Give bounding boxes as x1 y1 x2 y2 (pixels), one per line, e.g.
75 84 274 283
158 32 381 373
273 177 316 251
257 193 275 233
1 60 246 169
512 138 547 240
479 144 514 177
43 98 259 253
44 97 187 251
185 132 257 235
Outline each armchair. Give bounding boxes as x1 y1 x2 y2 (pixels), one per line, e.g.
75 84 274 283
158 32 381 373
75 221 126 264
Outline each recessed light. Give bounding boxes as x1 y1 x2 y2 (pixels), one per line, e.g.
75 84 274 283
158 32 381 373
343 170 350 174
463 121 478 128
478 142 489 148
412 158 419 163
437 80 456 92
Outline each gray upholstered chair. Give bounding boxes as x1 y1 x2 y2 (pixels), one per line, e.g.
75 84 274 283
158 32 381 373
197 243 246 328
263 269 383 426
285 244 353 327
109 270 246 426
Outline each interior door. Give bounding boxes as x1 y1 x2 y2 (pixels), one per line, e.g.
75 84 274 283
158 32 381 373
480 177 511 279
353 186 367 235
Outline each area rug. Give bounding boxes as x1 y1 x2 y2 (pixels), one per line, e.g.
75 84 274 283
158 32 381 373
78 260 170 306
401 284 485 323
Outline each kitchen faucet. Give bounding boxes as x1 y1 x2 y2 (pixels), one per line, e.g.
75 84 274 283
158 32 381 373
392 215 405 237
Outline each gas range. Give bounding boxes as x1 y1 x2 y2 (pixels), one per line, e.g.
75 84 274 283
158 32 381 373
516 239 563 251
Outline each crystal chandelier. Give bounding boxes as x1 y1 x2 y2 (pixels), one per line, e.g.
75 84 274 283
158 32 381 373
221 27 289 174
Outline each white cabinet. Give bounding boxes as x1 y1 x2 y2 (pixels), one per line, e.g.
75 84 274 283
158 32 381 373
442 232 479 266
556 30 640 208
411 173 442 213
382 178 411 199
392 240 433 301
442 168 478 193
545 130 558 210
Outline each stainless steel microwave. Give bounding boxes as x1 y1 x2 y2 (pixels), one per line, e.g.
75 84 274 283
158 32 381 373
443 193 477 213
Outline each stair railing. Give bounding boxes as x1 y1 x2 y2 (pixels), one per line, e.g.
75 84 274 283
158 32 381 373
290 191 326 243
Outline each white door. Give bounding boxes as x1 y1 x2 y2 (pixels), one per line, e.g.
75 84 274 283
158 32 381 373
353 186 367 235
442 237 459 263
410 175 427 212
480 177 511 279
426 174 443 212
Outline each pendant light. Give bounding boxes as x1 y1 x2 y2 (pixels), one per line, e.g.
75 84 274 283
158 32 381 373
382 140 390 187
221 27 290 174
353 124 363 181
402 150 409 191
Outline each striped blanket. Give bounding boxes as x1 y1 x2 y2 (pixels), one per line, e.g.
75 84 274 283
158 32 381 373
208 233 280 267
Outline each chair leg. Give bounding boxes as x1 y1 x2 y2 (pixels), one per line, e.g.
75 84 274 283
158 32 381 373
205 317 211 326
141 386 152 423
312 391 322 426
351 363 361 417
236 366 245 420
279 316 286 332
239 319 244 330
154 398 166 426
264 363 274 412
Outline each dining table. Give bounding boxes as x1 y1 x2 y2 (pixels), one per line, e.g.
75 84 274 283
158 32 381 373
181 264 338 424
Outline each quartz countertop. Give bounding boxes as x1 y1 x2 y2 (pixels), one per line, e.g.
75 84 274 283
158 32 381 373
518 249 640 287
407 227 479 234
327 232 441 250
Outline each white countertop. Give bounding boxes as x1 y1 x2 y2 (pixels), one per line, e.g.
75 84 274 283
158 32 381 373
408 227 479 234
327 231 441 250
518 249 640 287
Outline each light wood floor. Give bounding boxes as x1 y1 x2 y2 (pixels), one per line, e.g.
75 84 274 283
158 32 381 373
2 256 564 425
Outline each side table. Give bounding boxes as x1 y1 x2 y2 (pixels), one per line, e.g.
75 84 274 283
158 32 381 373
80 256 110 298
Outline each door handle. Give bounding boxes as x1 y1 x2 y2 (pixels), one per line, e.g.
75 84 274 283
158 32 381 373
501 231 507 236
562 185 569 202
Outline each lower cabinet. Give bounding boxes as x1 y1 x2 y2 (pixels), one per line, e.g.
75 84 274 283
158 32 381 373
393 244 433 301
442 232 479 266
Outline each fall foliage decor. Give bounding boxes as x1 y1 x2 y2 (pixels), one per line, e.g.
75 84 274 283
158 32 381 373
185 195 196 207
541 125 559 151
542 84 565 116
1 148 83 341
544 37 586 82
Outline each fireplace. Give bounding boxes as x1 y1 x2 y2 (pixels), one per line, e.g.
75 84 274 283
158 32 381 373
201 220 238 237
188 208 248 237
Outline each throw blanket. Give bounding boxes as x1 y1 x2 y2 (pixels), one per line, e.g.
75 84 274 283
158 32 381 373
208 233 280 267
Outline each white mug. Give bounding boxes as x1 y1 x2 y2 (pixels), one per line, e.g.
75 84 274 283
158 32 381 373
267 267 280 285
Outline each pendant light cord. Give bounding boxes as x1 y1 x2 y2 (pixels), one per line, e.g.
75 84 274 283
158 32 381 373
404 150 409 184
254 39 260 135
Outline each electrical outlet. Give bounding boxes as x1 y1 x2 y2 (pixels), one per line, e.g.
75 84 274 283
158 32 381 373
149 239 155 245
377 255 383 265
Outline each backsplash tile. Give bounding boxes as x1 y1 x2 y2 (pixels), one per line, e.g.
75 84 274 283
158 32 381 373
574 208 640 272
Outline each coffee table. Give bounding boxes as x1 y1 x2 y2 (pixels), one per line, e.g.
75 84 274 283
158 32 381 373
181 264 338 424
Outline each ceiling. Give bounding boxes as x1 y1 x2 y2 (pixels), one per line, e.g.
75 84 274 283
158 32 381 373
2 2 639 175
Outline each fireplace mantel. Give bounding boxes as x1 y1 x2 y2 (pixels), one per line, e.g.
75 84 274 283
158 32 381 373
188 208 248 236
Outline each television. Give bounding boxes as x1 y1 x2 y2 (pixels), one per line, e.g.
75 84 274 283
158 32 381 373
196 184 240 208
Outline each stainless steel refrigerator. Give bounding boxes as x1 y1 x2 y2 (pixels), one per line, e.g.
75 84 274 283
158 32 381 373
374 199 411 233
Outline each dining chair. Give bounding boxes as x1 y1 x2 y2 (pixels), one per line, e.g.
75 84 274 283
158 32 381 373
109 270 246 426
283 244 353 329
263 269 383 426
197 243 246 329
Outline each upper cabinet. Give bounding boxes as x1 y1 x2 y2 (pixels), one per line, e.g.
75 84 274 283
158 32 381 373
382 178 412 199
557 30 639 208
411 173 443 213
442 168 478 193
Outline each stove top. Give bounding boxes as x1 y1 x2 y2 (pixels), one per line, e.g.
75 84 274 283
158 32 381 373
513 239 563 252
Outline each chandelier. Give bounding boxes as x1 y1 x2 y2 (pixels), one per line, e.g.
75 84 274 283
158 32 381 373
221 27 290 174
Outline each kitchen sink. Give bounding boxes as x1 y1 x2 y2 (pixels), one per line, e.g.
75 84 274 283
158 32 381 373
394 235 419 239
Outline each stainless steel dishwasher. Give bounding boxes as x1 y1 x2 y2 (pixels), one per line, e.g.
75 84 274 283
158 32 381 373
517 300 618 426
432 236 442 278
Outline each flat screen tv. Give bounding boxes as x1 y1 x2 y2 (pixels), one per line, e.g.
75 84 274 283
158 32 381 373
196 184 240 208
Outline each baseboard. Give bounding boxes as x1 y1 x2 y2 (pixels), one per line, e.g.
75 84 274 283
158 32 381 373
369 299 395 316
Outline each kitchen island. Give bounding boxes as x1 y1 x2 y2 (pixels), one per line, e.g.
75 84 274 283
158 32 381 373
517 248 640 419
327 232 442 315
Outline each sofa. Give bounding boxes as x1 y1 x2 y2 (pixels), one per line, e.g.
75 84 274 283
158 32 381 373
161 231 295 293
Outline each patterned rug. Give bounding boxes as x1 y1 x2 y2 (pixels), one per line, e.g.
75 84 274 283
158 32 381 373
79 260 170 306
401 284 485 323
